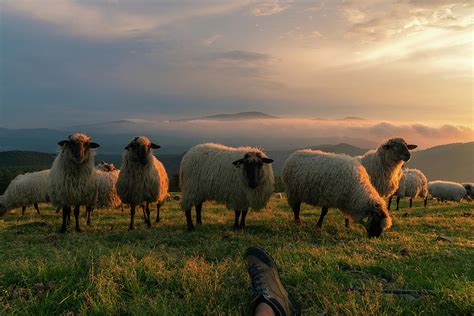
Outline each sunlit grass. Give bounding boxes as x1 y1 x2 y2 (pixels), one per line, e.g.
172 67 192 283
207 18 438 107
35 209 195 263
0 196 472 315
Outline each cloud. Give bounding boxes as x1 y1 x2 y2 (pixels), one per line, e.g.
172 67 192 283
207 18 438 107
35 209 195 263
250 0 292 16
203 34 222 45
211 50 272 62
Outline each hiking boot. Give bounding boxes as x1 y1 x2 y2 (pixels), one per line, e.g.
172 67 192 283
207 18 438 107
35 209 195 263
245 246 300 316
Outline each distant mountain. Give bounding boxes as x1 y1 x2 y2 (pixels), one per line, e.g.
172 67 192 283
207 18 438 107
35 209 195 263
173 111 278 121
406 142 474 183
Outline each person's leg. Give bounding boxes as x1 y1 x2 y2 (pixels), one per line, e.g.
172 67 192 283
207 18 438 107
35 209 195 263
245 246 300 316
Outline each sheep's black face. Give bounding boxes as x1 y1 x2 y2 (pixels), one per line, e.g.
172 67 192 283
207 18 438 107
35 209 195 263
382 138 417 163
0 203 7 217
233 153 273 189
361 206 391 238
58 137 99 164
125 136 160 166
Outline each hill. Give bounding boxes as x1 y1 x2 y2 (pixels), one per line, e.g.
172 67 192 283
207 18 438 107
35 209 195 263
172 111 278 122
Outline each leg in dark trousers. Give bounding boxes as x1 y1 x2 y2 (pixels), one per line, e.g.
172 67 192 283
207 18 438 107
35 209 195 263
196 202 203 225
129 205 136 230
185 208 194 231
316 207 328 228
74 205 82 232
60 206 71 233
34 203 41 214
240 208 248 229
234 210 241 230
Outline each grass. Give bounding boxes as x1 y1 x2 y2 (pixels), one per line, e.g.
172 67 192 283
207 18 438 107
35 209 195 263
0 195 472 315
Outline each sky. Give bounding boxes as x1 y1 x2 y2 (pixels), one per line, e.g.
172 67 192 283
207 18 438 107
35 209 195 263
1 0 473 132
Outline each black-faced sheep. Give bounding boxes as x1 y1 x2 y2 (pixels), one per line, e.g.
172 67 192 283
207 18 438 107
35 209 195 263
179 143 274 231
116 136 169 230
283 149 392 238
48 133 100 233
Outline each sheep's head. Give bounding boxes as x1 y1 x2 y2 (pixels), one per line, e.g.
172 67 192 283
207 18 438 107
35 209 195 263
125 136 160 165
58 133 100 164
232 152 273 189
379 138 417 163
97 161 117 172
360 201 392 238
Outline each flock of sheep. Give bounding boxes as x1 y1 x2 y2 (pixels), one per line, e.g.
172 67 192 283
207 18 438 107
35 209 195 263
0 133 472 238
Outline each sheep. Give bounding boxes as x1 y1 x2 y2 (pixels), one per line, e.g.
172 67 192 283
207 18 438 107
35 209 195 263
84 161 122 226
427 180 469 203
388 168 428 210
48 133 100 233
179 143 274 231
462 183 473 199
116 136 169 230
283 149 392 238
0 169 51 216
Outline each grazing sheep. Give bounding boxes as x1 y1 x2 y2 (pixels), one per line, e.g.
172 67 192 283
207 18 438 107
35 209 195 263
462 183 473 199
180 143 274 231
283 150 392 238
84 161 122 226
388 168 428 210
0 169 50 216
48 133 100 233
358 138 417 198
116 136 169 230
428 180 469 203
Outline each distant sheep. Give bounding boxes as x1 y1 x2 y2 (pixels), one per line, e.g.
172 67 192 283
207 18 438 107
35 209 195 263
85 161 122 225
180 143 274 231
0 169 50 216
48 133 100 233
116 136 169 230
428 180 469 203
462 183 473 199
388 168 428 210
283 149 391 238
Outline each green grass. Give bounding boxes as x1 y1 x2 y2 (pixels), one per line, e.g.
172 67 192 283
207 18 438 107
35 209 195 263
0 196 473 315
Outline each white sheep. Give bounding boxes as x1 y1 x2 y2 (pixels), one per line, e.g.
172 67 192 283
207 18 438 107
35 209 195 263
116 136 169 230
179 143 274 231
48 133 100 233
283 149 392 238
84 161 122 226
427 180 469 203
388 168 428 210
0 169 50 216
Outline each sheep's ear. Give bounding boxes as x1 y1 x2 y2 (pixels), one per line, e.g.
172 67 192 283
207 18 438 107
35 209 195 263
100 160 105 164
262 157 274 164
125 144 130 150
232 158 244 167
58 140 68 147
151 143 161 149
382 144 391 150
89 142 100 148
407 144 417 150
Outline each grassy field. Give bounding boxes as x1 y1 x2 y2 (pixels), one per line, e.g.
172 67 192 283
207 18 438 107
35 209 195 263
0 196 472 315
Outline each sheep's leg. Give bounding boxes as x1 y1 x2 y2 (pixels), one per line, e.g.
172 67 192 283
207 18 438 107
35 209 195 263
60 206 70 233
292 201 302 225
74 205 82 232
129 205 136 230
233 210 241 231
388 196 393 210
396 196 401 210
86 206 93 226
239 208 248 229
21 206 26 216
156 203 162 223
121 204 124 212
409 198 413 208
196 202 203 225
34 203 41 214
56 207 61 213
185 208 194 231
345 218 350 228
145 202 151 228
67 208 72 226
424 198 428 207
316 207 328 229
141 204 149 225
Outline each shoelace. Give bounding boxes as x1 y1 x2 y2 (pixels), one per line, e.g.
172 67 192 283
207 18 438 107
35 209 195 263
248 263 270 297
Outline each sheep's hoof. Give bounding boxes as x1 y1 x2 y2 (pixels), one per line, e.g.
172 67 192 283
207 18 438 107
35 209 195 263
75 227 83 233
86 221 91 226
129 226 135 231
294 218 302 225
196 220 202 225
187 225 195 232
60 228 68 234
156 218 161 223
